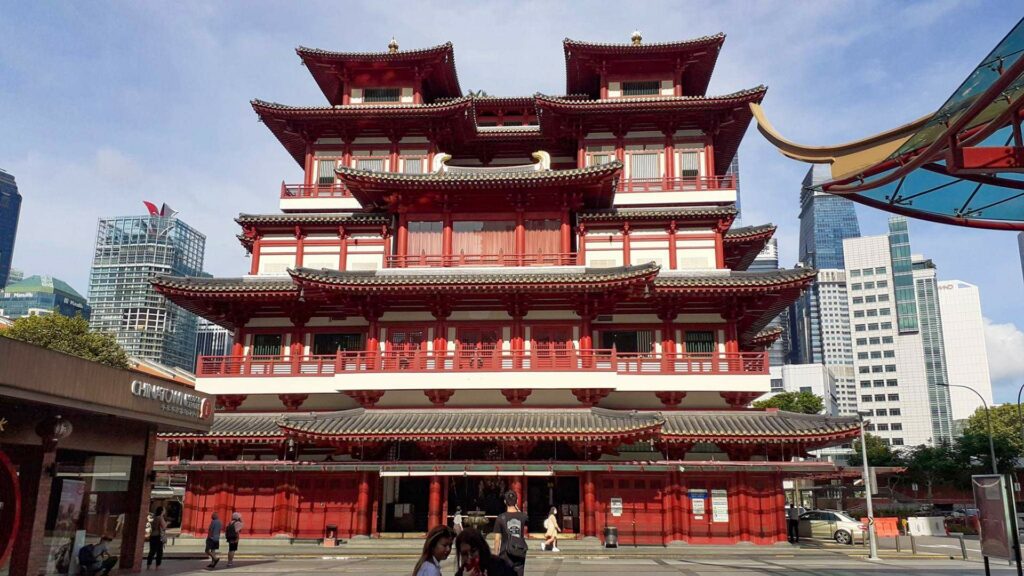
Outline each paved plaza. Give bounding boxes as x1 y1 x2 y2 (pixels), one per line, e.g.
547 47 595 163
153 555 1020 576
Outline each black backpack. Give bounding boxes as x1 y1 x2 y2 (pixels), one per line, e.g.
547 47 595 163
226 521 239 542
78 544 95 567
501 513 528 559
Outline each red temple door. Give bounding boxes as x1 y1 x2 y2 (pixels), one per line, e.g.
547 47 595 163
387 327 428 370
457 327 501 369
531 326 572 369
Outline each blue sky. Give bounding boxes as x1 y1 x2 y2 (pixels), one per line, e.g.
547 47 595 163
2 1 1023 400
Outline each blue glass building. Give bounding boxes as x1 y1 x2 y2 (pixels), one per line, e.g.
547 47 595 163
0 275 90 319
87 213 205 371
0 169 22 289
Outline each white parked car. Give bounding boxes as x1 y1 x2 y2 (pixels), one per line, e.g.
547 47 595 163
799 509 865 544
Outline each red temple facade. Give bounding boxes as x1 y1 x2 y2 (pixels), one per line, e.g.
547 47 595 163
154 33 859 546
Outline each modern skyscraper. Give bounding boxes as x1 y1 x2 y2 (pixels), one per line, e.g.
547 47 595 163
0 169 22 288
749 239 790 367
937 280 993 422
768 364 839 415
790 164 861 365
87 210 205 370
843 216 954 447
195 316 234 360
0 275 90 319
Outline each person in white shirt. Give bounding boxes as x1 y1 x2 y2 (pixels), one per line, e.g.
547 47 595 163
413 525 456 576
543 507 561 552
453 507 464 535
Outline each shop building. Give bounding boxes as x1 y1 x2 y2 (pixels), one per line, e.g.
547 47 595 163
0 337 212 575
153 33 859 546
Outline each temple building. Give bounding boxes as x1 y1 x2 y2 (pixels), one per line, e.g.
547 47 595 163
153 33 859 546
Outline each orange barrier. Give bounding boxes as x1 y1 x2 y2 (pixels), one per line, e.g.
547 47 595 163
860 517 900 537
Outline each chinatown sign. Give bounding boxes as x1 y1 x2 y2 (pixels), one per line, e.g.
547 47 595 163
131 380 212 421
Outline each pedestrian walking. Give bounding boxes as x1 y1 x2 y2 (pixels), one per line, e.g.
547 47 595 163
543 507 560 552
493 491 528 576
205 512 222 569
225 512 244 567
454 528 514 576
413 525 456 576
146 507 168 569
786 503 801 543
453 507 463 535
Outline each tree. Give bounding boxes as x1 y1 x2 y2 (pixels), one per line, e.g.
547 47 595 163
964 403 1024 456
0 314 130 369
847 433 904 467
953 432 1019 481
466 89 490 97
904 442 957 499
752 391 824 414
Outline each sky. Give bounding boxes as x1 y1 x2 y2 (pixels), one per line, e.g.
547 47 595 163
2 0 1023 400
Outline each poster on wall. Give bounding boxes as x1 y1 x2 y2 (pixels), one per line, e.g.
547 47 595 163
711 489 729 523
46 479 85 575
972 474 1019 561
609 498 623 517
688 489 707 518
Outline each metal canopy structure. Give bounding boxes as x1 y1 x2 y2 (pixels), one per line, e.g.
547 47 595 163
753 18 1024 230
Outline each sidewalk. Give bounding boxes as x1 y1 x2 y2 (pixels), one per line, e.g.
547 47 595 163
159 535 952 561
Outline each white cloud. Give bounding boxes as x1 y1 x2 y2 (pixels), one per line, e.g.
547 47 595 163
984 317 1024 383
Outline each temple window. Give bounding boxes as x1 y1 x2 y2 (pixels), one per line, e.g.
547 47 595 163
408 220 443 257
452 220 515 257
400 155 427 174
599 330 654 353
312 333 365 355
684 331 715 354
524 219 560 254
251 334 283 356
356 157 386 172
317 159 339 185
587 146 615 166
362 87 402 103
621 80 661 96
678 150 701 178
628 152 659 179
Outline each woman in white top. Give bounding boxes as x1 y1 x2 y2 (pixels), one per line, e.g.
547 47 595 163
543 507 561 552
413 525 456 576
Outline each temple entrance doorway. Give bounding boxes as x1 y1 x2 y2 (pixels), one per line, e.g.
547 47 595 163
446 476 512 534
378 477 429 534
527 476 580 536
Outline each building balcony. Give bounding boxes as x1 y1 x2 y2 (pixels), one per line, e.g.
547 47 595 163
198 349 766 377
615 176 737 206
384 253 577 268
279 183 362 211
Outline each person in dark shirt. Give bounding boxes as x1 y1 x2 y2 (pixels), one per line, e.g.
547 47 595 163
492 491 528 576
454 529 514 576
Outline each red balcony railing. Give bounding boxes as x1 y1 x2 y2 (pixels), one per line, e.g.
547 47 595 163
617 175 738 193
385 253 577 268
196 349 767 377
280 182 354 198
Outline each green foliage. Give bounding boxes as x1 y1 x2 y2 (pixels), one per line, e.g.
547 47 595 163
0 314 130 369
903 442 958 498
467 89 490 97
848 433 903 467
964 403 1024 456
752 391 824 414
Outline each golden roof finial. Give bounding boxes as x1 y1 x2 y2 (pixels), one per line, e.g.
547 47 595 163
388 37 399 53
631 30 642 46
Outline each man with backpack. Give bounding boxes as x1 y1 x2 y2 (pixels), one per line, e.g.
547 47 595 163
78 535 118 576
492 490 528 576
225 512 244 567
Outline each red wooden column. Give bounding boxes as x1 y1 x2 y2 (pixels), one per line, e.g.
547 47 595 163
705 139 716 175
428 475 443 528
342 139 353 168
442 210 453 265
389 139 400 174
356 472 372 536
579 309 594 369
290 327 305 374
432 302 450 370
621 223 632 267
303 141 314 187
668 220 678 270
736 472 750 542
725 320 739 355
773 473 787 543
249 234 262 275
583 472 597 538
677 471 690 542
560 206 571 260
515 208 525 266
714 221 726 269
659 310 675 371
338 226 349 270
576 224 587 265
661 476 675 545
671 470 684 542
615 134 625 163
364 305 382 369
294 226 306 268
577 133 586 167
397 211 409 262
663 131 675 190
599 68 608 100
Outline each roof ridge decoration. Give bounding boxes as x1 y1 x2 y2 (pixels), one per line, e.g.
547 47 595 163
251 96 474 112
334 159 622 185
297 41 455 60
563 33 726 50
535 86 767 106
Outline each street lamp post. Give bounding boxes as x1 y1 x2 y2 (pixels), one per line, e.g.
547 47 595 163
940 383 997 474
858 412 879 560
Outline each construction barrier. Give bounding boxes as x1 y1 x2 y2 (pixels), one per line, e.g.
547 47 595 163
907 516 947 536
859 517 900 537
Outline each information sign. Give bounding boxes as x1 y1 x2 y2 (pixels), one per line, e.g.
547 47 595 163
610 497 623 517
711 489 729 523
972 474 1019 561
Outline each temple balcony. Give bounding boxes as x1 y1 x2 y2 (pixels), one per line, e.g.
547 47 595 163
384 253 577 268
279 183 362 212
193 349 769 397
614 175 737 206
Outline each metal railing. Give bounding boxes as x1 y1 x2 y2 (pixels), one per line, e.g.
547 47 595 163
617 175 738 193
196 349 767 377
280 182 353 198
385 253 577 268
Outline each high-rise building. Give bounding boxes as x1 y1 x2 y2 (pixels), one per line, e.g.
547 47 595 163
937 280 993 422
195 317 234 360
790 164 861 365
87 211 205 370
148 35 858 545
5 268 24 286
0 275 90 319
843 216 954 447
768 364 839 415
0 169 22 289
749 239 790 367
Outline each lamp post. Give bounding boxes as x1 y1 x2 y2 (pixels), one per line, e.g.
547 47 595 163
1016 381 1024 452
857 411 879 560
940 382 997 474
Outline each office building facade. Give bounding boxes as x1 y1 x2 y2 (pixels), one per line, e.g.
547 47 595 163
87 213 205 370
937 280 993 422
0 169 22 289
749 239 791 367
195 316 234 360
0 275 90 319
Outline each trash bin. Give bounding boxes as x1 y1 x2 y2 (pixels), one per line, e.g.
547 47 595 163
603 526 618 548
325 524 338 542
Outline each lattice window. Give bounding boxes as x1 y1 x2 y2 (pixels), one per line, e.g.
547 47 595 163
621 80 660 96
363 87 401 103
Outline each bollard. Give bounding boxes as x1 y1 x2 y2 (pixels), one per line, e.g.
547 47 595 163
958 533 968 561
910 533 917 555
895 535 901 553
